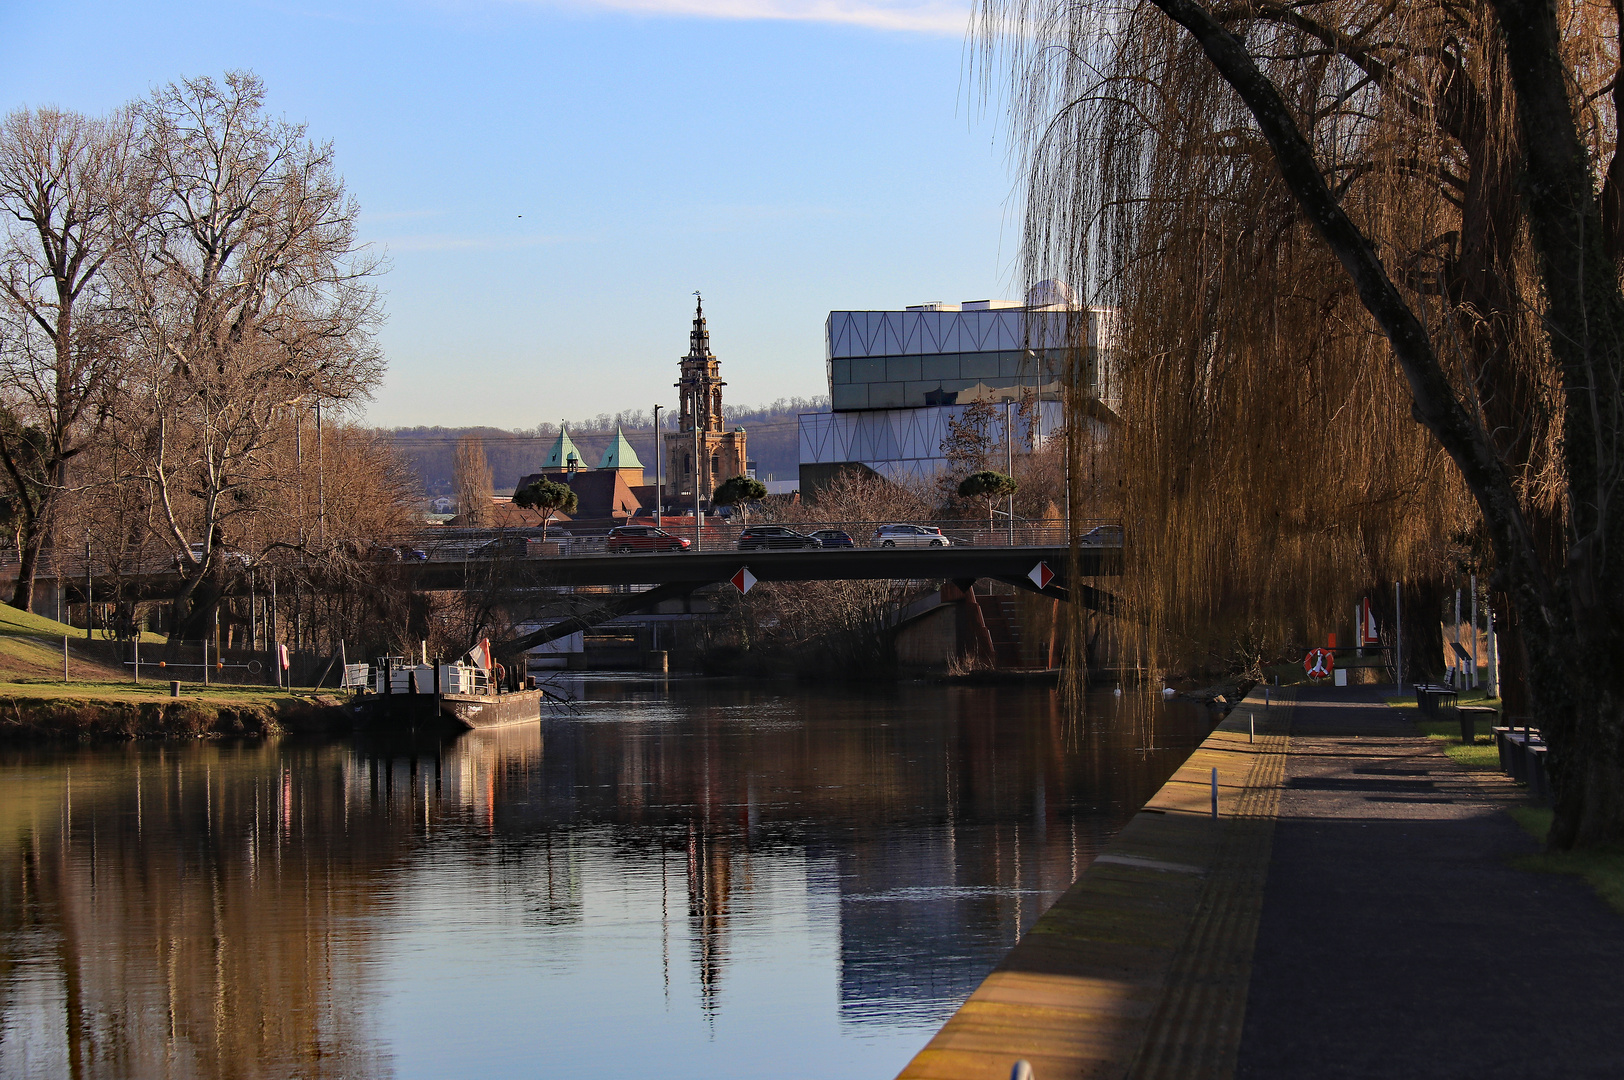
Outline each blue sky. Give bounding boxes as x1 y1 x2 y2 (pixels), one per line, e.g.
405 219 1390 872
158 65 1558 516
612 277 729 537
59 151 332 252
0 0 1023 429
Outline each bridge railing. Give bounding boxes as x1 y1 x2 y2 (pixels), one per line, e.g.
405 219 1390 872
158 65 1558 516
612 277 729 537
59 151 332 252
402 518 1118 560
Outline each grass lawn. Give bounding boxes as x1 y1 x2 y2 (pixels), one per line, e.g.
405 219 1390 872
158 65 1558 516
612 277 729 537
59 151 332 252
1507 807 1624 917
0 678 314 707
0 601 165 644
1384 688 1502 768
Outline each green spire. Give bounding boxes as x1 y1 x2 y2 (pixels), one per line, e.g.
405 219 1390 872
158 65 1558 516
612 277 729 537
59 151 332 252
542 424 583 470
597 424 644 470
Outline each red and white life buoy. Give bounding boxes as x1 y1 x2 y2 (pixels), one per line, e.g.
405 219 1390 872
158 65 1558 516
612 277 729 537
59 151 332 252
1304 647 1335 679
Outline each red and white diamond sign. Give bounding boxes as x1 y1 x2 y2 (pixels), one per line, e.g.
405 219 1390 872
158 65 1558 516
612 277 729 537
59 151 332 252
1028 561 1054 590
730 567 757 594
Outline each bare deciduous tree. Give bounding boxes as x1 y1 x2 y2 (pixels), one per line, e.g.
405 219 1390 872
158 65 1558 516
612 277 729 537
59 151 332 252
118 72 383 638
453 435 494 527
0 106 136 610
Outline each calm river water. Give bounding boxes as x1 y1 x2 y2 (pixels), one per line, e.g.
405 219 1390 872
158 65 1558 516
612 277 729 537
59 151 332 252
0 677 1212 1080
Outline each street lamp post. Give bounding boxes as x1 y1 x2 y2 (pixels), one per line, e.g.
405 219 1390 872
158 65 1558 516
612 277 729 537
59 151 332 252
653 404 663 530
1004 400 1015 545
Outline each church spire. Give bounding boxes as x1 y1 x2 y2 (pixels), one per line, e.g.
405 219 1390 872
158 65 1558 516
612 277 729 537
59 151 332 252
689 292 712 359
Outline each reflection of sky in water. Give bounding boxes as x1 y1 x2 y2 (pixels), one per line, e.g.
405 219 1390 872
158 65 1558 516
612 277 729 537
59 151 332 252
0 679 1210 1080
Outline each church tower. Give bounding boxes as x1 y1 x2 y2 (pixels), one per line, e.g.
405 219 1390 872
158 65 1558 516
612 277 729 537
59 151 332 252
665 295 747 505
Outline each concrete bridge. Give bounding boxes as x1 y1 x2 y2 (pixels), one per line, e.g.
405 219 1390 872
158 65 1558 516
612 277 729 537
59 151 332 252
474 544 1118 655
52 532 1120 657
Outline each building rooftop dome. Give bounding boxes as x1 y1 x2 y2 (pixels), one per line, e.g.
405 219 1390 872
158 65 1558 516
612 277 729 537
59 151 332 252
1025 279 1076 308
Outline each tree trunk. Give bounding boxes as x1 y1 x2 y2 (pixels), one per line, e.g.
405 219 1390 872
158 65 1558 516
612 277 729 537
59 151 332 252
1400 577 1447 683
1490 590 1533 723
9 518 44 612
167 571 222 643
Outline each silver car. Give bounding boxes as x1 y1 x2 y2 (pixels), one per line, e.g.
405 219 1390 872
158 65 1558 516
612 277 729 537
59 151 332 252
872 524 952 548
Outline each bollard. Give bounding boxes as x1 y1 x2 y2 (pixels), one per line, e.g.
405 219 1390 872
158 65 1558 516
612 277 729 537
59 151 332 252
62 635 69 683
170 680 181 698
1250 712 1255 744
1011 1061 1035 1080
647 650 669 674
1211 766 1219 819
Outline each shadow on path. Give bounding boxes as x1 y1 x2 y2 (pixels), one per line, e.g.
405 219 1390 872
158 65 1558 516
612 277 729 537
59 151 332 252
1236 685 1624 1079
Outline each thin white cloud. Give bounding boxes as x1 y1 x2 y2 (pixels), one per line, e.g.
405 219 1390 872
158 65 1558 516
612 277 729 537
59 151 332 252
515 0 972 34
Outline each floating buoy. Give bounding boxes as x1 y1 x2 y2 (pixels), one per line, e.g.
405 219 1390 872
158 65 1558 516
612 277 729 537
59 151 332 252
1162 687 1176 697
158 661 167 668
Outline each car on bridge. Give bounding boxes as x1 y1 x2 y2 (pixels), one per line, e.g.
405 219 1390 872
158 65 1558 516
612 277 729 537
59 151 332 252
1080 525 1124 546
872 524 952 548
736 526 821 551
808 529 854 549
607 526 691 553
472 535 533 559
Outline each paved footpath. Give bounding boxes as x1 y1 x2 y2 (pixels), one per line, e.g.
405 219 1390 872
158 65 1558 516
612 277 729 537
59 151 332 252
898 684 1624 1080
1236 684 1624 1079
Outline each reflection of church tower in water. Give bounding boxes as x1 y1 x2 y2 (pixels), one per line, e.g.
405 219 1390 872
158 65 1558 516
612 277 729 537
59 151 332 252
665 294 747 505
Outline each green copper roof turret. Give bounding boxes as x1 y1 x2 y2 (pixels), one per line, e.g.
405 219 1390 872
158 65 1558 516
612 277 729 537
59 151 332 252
542 424 584 470
597 424 644 470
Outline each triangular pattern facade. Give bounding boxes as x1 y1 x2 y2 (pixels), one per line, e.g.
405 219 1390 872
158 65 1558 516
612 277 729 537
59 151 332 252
798 402 1066 484
825 310 1083 359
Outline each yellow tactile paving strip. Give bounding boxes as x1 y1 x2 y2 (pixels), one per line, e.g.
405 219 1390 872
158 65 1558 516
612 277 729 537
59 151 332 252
897 690 1294 1080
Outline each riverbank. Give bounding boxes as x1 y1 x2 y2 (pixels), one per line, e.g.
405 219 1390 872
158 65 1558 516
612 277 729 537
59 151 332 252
897 684 1624 1079
0 681 351 742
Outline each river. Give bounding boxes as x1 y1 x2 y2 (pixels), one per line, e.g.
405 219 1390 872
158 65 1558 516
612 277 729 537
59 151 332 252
0 677 1213 1079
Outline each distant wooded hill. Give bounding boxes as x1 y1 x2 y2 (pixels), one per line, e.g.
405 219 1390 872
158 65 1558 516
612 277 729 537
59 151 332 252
385 398 828 498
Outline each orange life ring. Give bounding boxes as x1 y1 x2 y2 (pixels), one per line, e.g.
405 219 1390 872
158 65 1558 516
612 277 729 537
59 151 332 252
1304 647 1335 679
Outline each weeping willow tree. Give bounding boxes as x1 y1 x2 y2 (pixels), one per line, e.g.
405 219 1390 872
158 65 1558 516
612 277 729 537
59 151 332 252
985 0 1624 848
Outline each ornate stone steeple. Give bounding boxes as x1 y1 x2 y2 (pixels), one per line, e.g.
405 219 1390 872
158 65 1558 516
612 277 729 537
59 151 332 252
676 294 726 435
664 293 747 506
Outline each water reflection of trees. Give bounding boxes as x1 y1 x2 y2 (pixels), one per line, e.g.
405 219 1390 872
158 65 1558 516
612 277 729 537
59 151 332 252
0 740 409 1079
0 683 1213 1074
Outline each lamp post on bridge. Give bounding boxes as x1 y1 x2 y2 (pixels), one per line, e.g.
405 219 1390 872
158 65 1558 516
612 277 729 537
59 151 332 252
653 404 663 531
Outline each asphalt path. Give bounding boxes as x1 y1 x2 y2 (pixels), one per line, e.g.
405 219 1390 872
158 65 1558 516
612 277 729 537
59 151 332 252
1235 685 1624 1079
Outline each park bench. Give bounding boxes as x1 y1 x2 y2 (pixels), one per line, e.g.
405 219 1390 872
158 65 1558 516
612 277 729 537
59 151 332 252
1493 721 1542 784
1526 742 1551 803
1415 684 1458 717
1456 704 1498 745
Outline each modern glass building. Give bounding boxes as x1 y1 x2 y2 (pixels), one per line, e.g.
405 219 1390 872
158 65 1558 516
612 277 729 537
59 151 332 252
800 288 1114 488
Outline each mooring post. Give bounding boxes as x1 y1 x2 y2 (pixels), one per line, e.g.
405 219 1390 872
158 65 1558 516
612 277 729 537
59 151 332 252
62 635 68 683
1210 767 1219 819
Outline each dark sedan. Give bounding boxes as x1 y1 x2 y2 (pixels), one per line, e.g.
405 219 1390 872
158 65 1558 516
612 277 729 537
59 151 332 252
607 526 690 553
808 529 854 549
736 526 821 551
